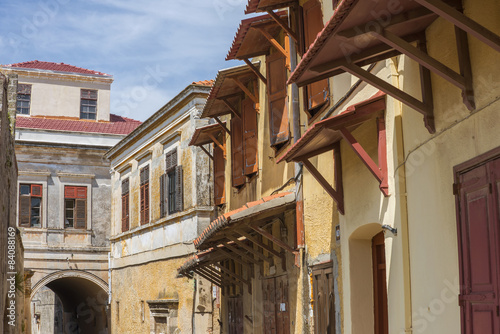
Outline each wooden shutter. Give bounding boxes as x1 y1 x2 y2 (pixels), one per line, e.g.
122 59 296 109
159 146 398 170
140 166 150 224
372 232 388 334
456 159 500 334
166 149 178 171
303 0 329 117
242 97 258 175
121 193 129 232
160 173 168 217
31 184 42 197
65 186 76 198
76 187 87 199
231 115 245 187
266 51 290 147
175 165 183 213
75 199 87 229
214 141 226 206
19 196 31 227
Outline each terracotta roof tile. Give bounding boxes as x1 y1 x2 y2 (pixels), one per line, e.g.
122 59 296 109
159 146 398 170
245 0 259 14
192 80 214 87
16 114 141 135
2 60 111 76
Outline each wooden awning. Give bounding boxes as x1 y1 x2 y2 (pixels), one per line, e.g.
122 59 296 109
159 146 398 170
288 0 500 134
277 91 388 214
226 11 289 61
189 122 227 160
201 63 260 120
245 0 297 14
178 192 297 292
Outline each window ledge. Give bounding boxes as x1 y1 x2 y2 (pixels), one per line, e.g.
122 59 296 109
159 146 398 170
110 206 213 242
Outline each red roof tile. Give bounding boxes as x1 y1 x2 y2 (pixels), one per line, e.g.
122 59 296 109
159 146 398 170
2 60 111 77
16 114 141 135
192 80 214 87
245 0 259 14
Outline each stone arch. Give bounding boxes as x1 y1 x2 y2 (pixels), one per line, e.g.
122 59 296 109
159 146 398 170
31 269 108 300
348 223 384 334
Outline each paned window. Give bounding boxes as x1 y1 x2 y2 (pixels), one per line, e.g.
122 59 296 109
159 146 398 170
121 179 129 232
140 166 150 225
19 183 42 227
80 89 97 120
160 149 183 217
64 186 87 229
16 84 32 115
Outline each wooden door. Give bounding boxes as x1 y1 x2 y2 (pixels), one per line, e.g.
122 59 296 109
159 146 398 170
263 278 277 334
372 232 388 334
457 157 500 334
275 275 290 334
312 264 335 334
228 296 243 334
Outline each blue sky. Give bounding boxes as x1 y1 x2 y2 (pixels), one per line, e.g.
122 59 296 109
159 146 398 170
0 0 253 121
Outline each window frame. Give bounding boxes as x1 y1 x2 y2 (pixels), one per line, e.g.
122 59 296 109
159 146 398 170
140 165 150 225
121 178 130 232
16 84 32 115
161 148 183 216
80 89 98 120
18 183 43 228
63 185 88 229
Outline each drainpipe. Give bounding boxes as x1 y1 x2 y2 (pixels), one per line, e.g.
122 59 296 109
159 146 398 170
389 57 413 333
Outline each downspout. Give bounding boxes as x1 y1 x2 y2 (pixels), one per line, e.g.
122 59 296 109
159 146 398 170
389 57 413 333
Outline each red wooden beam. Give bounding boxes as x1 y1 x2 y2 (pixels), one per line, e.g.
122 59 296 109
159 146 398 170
377 117 389 197
415 0 500 53
333 142 345 213
455 26 475 111
249 225 297 255
266 9 298 42
243 58 267 85
301 158 345 215
199 145 214 161
214 116 231 136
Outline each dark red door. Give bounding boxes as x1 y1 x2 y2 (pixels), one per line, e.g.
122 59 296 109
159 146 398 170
457 156 500 334
372 232 388 334
228 296 243 334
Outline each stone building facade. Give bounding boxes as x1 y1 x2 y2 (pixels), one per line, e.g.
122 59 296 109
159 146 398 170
1 61 141 334
105 81 215 334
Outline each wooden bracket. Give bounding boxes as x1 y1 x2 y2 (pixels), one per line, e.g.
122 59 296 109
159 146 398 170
214 116 231 136
223 243 260 265
199 145 214 161
216 264 252 294
455 26 475 110
414 0 500 53
214 247 247 267
254 27 290 70
226 235 271 263
340 62 435 134
249 224 296 255
301 152 345 215
417 38 436 133
230 77 259 109
207 133 226 158
220 98 241 119
193 268 222 287
234 229 286 271
266 9 298 42
338 118 389 197
243 59 267 85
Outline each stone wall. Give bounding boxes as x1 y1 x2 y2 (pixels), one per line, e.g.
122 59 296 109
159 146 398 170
1 73 26 333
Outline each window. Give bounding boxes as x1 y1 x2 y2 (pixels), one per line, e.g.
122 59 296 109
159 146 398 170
64 186 87 229
19 183 42 227
231 97 258 188
140 166 150 225
302 0 329 119
160 149 183 217
266 51 290 151
80 89 97 120
121 179 129 232
16 84 31 115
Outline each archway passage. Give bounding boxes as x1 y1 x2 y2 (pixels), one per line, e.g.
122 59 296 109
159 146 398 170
31 274 109 334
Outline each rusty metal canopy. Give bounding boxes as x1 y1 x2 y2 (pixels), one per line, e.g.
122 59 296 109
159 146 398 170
189 122 226 147
289 0 461 87
226 11 288 61
201 62 259 119
245 0 297 14
278 91 386 163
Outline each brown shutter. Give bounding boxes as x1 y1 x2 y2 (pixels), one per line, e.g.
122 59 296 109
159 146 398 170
231 115 245 187
160 173 167 218
214 141 226 206
372 232 388 334
76 187 87 199
266 51 290 147
140 184 145 224
312 264 335 334
175 165 183 213
19 196 31 227
121 193 129 232
303 0 329 116
144 182 149 224
242 97 258 175
75 199 86 229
